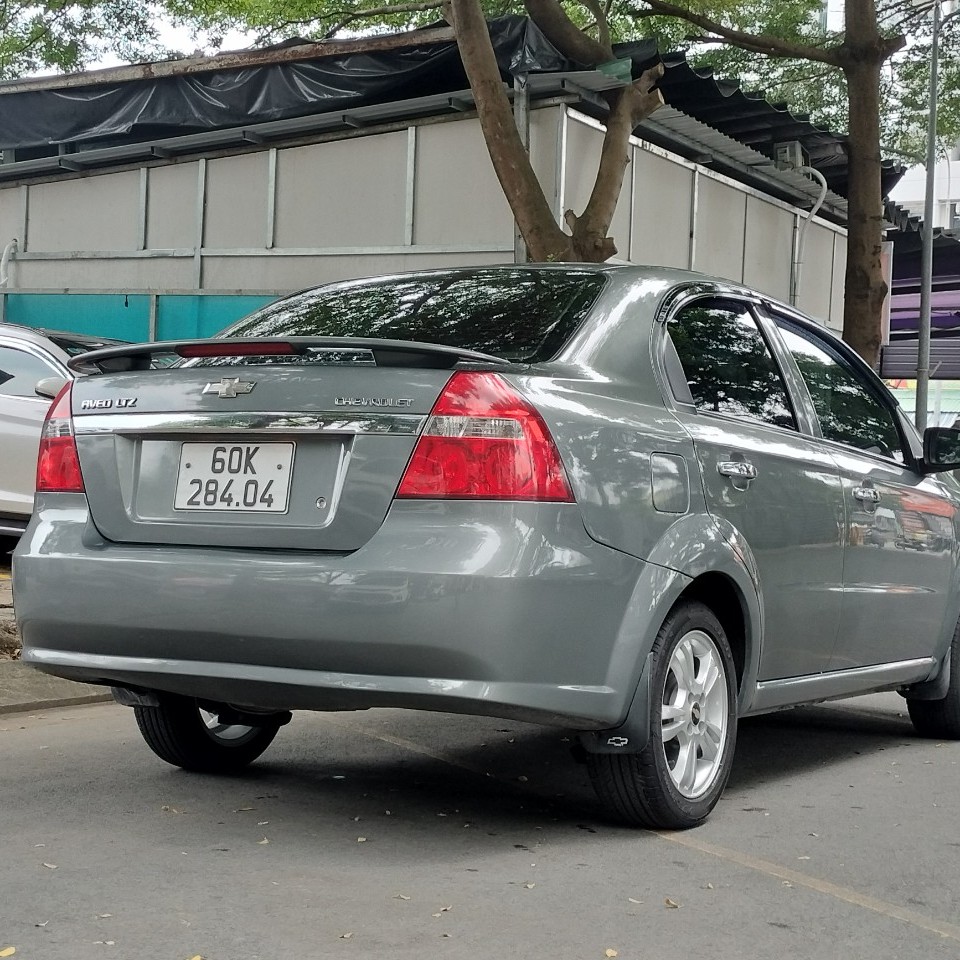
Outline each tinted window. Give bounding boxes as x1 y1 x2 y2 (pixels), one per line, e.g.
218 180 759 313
777 322 903 462
0 346 58 398
220 270 607 363
668 300 796 430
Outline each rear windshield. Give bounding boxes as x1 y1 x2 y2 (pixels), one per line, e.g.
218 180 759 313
219 269 607 363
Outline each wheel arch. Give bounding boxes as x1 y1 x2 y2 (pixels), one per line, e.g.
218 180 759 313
640 513 764 713
676 572 751 693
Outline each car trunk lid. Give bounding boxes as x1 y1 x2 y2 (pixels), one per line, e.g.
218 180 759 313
69 340 498 551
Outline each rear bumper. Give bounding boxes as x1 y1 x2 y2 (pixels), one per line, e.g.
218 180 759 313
15 496 684 728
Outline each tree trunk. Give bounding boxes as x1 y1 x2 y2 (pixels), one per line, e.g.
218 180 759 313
567 75 663 261
840 57 887 368
449 0 663 263
448 0 574 261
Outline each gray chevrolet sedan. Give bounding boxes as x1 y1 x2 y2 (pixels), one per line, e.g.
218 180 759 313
13 265 960 829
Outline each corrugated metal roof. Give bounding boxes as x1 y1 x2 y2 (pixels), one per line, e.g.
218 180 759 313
639 105 849 220
651 54 905 201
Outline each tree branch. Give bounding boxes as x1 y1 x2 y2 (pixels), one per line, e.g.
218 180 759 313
572 63 663 256
323 0 445 36
578 0 611 51
631 0 843 66
523 0 612 65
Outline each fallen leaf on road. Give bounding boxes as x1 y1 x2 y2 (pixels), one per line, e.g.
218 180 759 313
257 821 269 826
97 914 112 919
42 863 57 870
664 898 680 909
605 950 618 958
340 933 353 939
394 894 411 900
161 806 181 814
234 807 254 812
357 837 367 843
524 883 536 889
35 922 48 928
627 898 642 904
187 955 204 960
257 838 270 845
0 947 15 957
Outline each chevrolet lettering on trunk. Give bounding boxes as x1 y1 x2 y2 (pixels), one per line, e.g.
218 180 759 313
335 397 413 407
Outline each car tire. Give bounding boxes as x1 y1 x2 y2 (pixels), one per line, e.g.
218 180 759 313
587 600 738 829
134 695 282 773
906 624 960 740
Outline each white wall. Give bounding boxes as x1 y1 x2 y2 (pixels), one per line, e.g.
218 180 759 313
0 104 847 326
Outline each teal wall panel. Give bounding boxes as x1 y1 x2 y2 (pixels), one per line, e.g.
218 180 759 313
2 293 277 342
4 293 152 341
157 295 277 340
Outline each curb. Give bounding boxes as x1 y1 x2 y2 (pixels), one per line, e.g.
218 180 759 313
0 660 113 715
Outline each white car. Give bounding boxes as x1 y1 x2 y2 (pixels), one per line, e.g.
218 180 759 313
0 322 122 536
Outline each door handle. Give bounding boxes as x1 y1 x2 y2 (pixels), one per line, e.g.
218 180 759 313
717 461 758 480
853 486 882 503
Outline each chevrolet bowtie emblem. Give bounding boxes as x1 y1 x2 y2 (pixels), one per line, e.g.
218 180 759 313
203 378 256 399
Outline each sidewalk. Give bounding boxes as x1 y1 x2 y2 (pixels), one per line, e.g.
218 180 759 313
0 571 112 714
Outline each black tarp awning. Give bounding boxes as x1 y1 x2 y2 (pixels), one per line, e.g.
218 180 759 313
0 15 901 202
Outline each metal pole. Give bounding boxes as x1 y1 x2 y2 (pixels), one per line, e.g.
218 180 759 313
513 74 530 264
917 1 942 431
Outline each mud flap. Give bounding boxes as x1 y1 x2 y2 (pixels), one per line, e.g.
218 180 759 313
900 649 951 701
578 653 652 754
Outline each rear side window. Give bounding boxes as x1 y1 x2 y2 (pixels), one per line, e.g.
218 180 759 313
775 321 904 462
219 269 607 363
667 299 797 430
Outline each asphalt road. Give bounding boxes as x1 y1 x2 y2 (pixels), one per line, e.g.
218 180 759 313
2 693 960 960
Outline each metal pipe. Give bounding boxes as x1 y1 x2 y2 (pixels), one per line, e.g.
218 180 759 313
789 166 828 306
917 3 958 430
0 238 18 287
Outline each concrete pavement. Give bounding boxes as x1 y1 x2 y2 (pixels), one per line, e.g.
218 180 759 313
2 695 959 960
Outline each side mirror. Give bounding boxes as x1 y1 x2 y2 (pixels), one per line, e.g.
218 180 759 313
35 376 67 400
922 426 960 473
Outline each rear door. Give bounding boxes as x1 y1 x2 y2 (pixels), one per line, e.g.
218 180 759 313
0 341 64 517
770 315 957 669
664 296 846 681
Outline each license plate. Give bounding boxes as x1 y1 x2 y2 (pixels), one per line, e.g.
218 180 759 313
174 442 295 513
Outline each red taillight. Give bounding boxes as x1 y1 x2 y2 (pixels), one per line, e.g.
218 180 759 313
396 372 573 502
36 383 85 494
176 342 296 358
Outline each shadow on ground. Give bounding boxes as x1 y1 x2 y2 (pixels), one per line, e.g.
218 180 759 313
119 694 920 844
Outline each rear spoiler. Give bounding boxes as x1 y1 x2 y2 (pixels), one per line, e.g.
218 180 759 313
69 337 513 374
